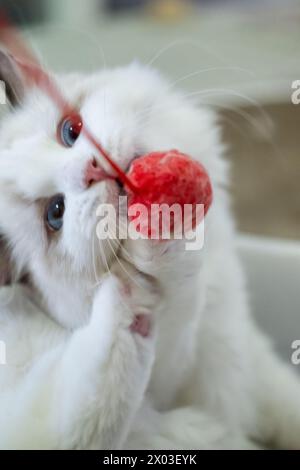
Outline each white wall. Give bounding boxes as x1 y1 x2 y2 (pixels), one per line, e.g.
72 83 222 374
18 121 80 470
46 0 103 26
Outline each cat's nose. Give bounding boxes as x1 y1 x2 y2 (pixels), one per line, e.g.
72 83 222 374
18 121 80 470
84 158 112 188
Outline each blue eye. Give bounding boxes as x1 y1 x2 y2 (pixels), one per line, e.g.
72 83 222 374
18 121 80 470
58 113 83 148
46 195 65 231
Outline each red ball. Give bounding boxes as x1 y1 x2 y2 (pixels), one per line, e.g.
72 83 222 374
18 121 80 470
126 150 213 238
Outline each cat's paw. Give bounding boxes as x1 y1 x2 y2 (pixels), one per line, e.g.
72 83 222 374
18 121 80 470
98 265 158 401
110 259 161 338
87 273 156 405
121 238 186 275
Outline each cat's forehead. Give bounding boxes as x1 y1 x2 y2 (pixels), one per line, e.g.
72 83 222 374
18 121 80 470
0 64 166 142
59 64 166 106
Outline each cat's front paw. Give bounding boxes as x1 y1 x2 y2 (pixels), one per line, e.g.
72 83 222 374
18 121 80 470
121 237 187 277
110 259 161 339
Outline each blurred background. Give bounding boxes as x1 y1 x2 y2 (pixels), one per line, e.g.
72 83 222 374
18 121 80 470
1 0 299 240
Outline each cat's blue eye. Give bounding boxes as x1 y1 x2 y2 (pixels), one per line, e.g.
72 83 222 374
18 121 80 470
46 195 65 232
58 113 83 148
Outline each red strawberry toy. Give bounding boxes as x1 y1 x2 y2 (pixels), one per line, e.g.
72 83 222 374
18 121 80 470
126 150 213 238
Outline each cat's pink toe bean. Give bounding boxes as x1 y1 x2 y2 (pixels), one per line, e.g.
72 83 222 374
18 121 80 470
130 314 151 338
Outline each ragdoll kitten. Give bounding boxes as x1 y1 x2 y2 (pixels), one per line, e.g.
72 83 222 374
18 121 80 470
0 49 300 450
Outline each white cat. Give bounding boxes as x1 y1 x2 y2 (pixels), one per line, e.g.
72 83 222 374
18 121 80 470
0 50 300 449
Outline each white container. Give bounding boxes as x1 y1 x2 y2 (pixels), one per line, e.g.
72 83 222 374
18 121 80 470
238 235 300 367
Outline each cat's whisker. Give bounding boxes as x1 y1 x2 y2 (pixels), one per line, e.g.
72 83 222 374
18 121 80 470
91 236 112 288
91 232 102 287
217 112 251 140
162 66 254 94
26 23 109 72
133 90 276 159
146 38 230 68
115 216 184 273
103 244 149 315
133 101 283 176
134 87 271 125
201 99 285 169
210 100 273 139
105 229 145 291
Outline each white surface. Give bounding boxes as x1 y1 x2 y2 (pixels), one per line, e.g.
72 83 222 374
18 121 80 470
238 234 300 366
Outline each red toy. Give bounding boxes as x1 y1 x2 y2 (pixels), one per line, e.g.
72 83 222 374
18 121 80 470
127 150 213 237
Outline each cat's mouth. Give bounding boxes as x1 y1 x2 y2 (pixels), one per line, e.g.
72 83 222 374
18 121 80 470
115 153 141 194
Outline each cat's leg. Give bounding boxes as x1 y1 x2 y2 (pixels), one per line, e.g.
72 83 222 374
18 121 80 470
54 266 159 450
121 237 204 408
0 264 158 450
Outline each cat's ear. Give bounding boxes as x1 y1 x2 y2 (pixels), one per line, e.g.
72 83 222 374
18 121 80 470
0 49 24 106
0 234 13 286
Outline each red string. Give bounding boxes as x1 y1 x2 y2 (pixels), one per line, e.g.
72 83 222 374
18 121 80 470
0 11 138 193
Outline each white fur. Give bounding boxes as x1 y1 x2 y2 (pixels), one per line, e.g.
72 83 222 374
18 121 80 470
0 62 300 449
